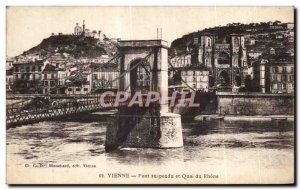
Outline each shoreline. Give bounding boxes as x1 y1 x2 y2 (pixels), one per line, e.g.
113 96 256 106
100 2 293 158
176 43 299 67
194 115 294 122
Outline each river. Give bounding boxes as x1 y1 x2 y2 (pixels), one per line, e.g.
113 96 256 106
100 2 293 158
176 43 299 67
6 116 294 184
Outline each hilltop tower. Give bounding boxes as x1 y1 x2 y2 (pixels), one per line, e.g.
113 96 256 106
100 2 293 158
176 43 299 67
74 23 82 36
82 20 86 35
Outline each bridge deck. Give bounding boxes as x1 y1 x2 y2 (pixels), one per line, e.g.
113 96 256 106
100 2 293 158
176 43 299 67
6 97 116 128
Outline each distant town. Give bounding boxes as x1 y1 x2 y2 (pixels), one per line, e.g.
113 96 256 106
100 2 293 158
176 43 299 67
6 20 294 95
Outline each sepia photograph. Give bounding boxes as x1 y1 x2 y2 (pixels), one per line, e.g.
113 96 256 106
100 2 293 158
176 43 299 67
5 6 295 184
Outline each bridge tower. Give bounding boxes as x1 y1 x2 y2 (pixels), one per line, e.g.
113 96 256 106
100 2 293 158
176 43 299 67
105 40 183 151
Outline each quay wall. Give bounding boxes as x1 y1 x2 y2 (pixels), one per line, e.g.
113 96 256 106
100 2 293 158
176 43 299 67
217 92 294 115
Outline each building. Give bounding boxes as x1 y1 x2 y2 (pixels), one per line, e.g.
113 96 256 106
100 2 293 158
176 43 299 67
41 64 65 94
178 67 210 92
169 33 249 92
73 20 103 40
65 66 92 95
245 59 265 93
12 60 45 94
270 48 276 55
195 34 248 91
90 55 111 64
90 62 119 93
284 22 294 30
275 33 284 39
6 57 14 70
6 57 14 92
74 22 83 35
247 50 262 60
6 69 14 92
249 38 256 45
269 61 294 94
170 53 192 68
269 25 284 30
259 59 267 93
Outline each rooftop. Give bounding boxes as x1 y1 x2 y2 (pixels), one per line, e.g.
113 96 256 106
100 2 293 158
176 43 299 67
13 60 44 65
42 64 57 72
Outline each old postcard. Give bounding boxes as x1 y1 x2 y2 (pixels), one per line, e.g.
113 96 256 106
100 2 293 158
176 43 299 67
6 6 295 184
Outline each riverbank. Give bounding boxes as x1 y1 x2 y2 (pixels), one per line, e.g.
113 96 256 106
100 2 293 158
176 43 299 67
194 115 294 122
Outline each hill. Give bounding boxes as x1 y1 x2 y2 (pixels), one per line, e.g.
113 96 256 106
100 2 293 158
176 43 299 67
170 21 292 57
22 34 117 59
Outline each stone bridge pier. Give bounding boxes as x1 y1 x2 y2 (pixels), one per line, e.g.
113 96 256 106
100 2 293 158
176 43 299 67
105 40 183 152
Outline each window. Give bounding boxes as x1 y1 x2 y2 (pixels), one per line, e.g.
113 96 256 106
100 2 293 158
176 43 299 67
93 74 98 80
38 66 42 71
32 66 35 72
289 75 294 82
21 74 24 80
282 83 287 90
207 38 211 47
277 75 281 82
50 81 55 87
282 75 287 82
26 67 30 72
108 74 112 81
234 38 240 47
44 74 47 79
51 74 55 79
44 81 48 86
84 88 88 91
273 67 278 73
15 67 19 72
260 71 265 78
68 88 72 92
187 58 191 65
282 67 287 73
273 83 278 90
76 88 81 91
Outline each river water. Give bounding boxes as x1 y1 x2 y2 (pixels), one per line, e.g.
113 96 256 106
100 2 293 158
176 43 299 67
6 116 294 184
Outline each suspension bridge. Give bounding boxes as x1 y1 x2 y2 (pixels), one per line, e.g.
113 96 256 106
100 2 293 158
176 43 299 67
7 40 206 129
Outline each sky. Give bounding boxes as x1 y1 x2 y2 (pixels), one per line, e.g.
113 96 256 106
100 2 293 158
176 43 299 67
6 6 294 57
